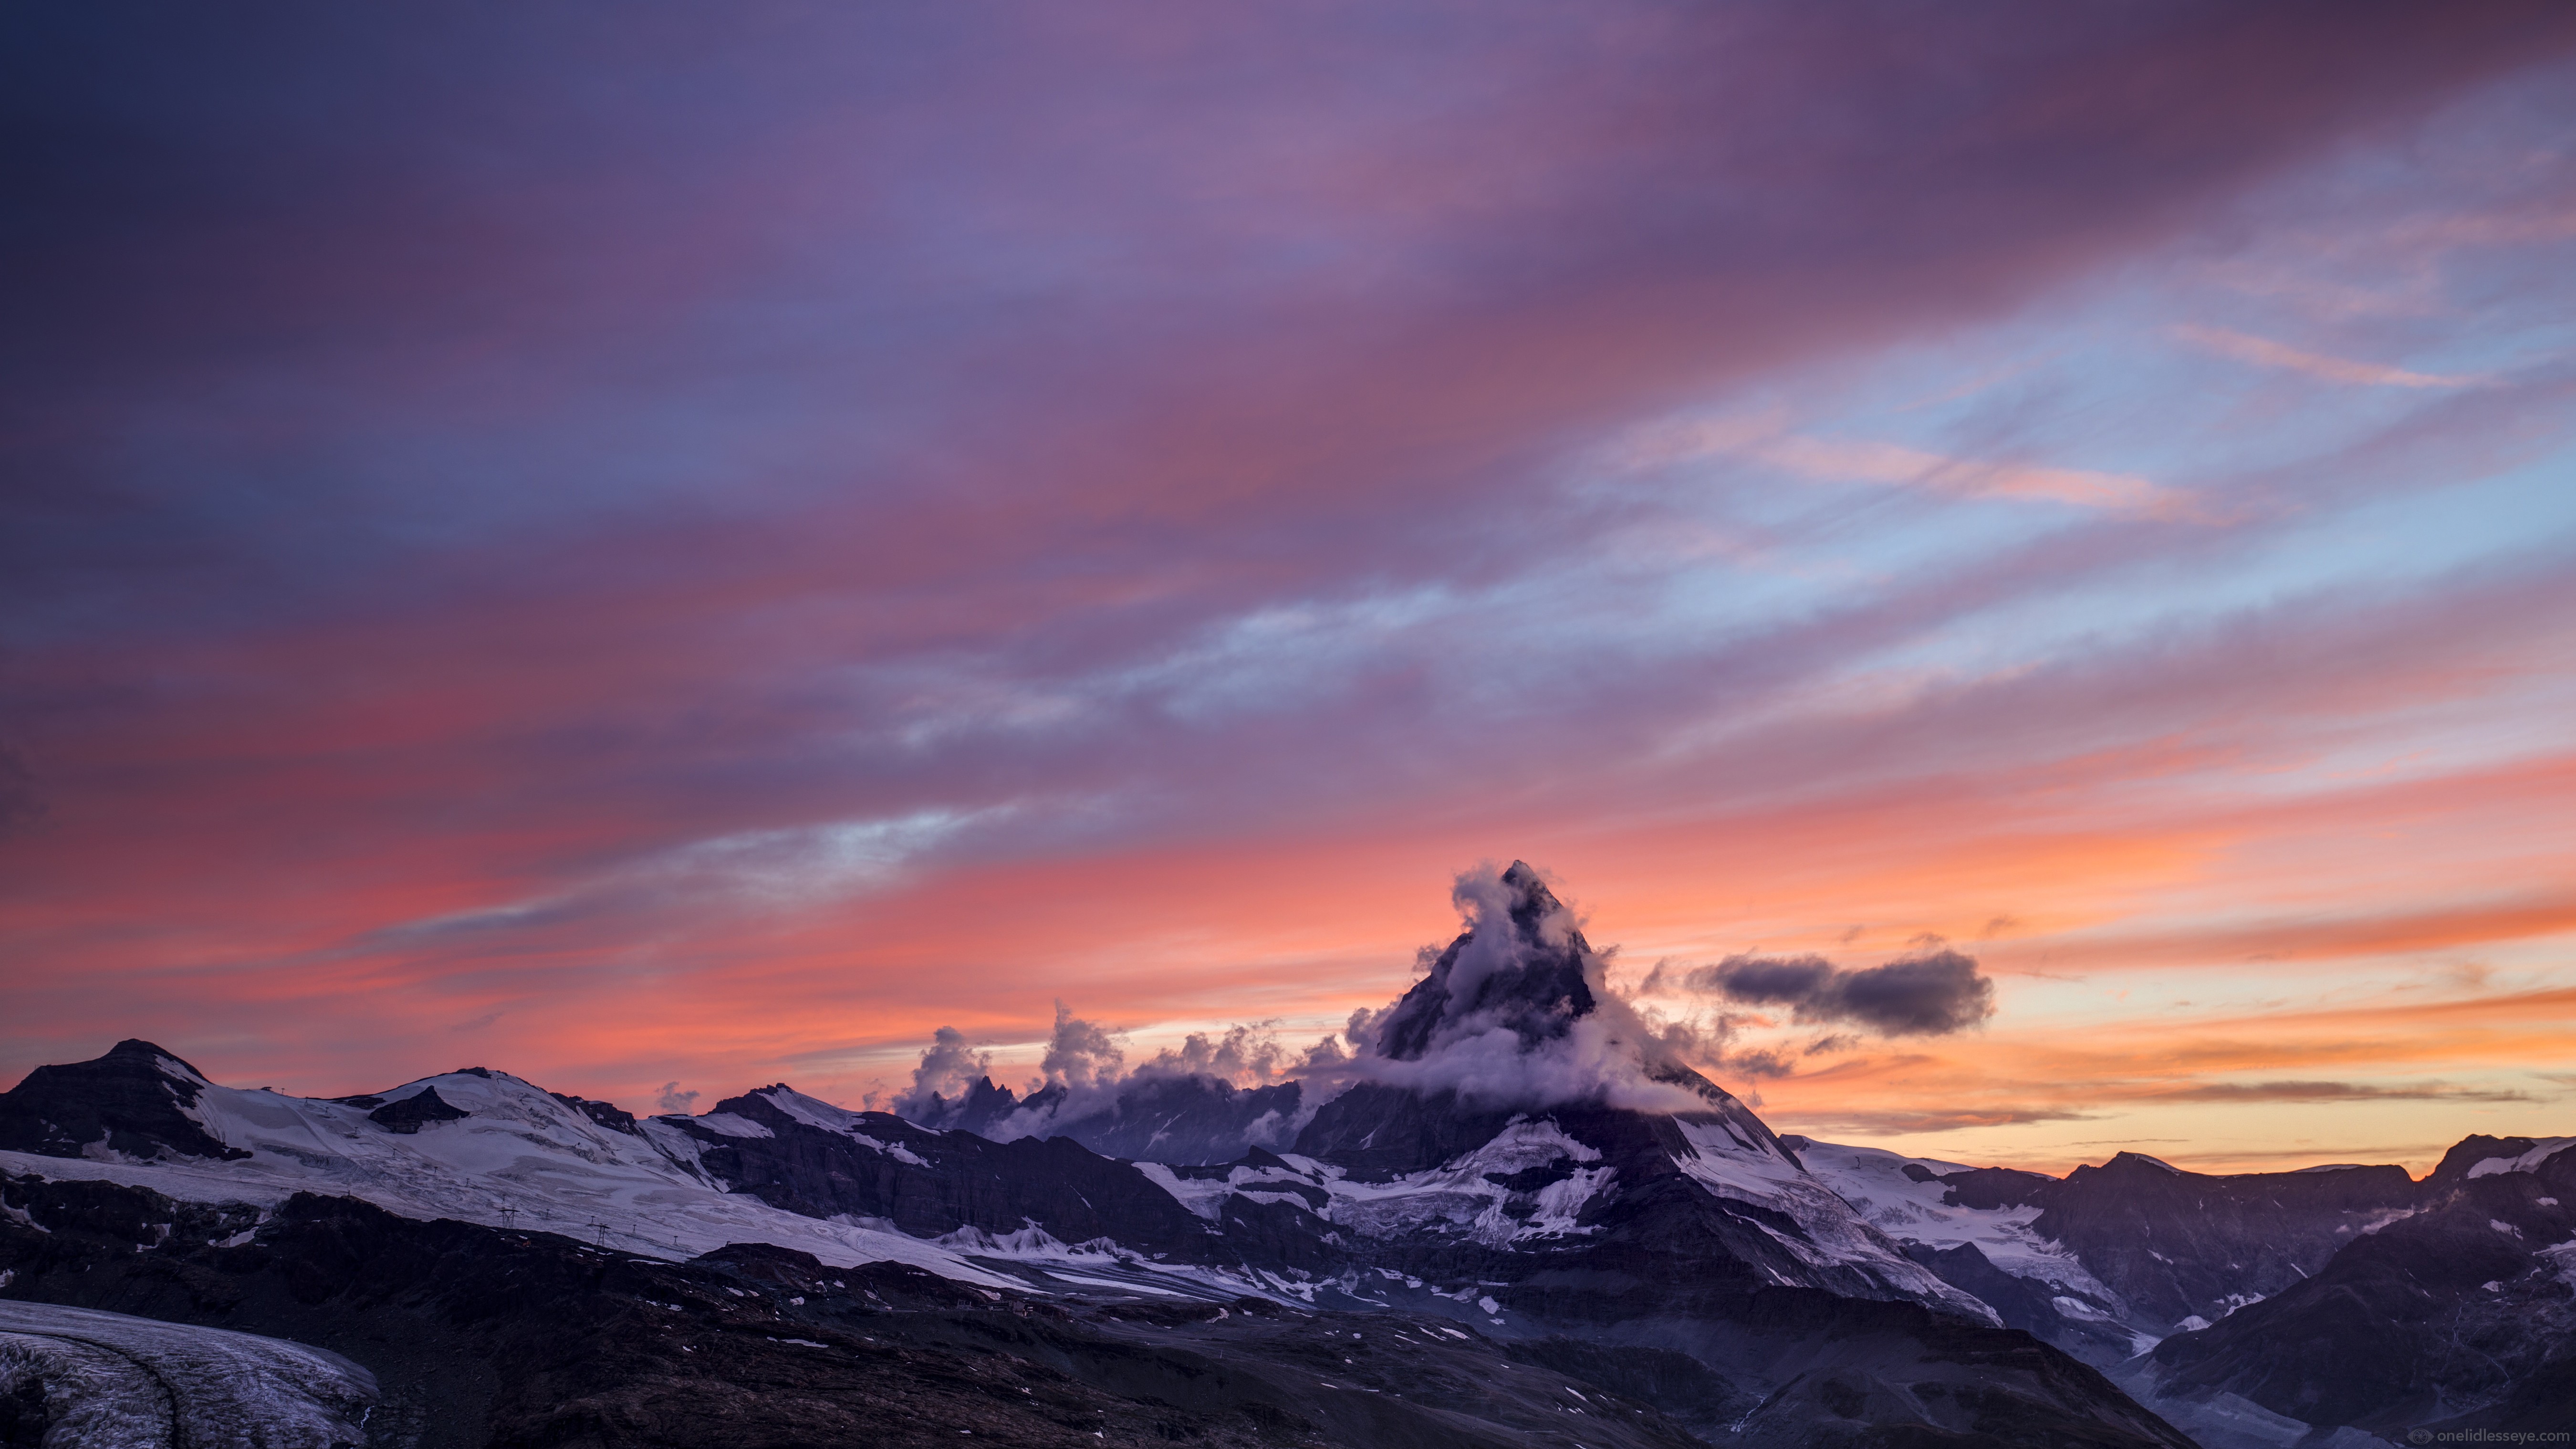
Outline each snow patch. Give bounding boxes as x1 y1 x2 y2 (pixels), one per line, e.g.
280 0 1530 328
1313 1118 1618 1248
2466 1138 2575 1179
2355 1206 2424 1236
2540 1241 2576 1291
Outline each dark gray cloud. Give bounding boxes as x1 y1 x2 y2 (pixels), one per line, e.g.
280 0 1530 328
1659 946 1996 1036
1722 1047 1799 1080
2151 1080 2532 1104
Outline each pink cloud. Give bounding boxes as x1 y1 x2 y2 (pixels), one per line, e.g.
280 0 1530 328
2170 323 2486 387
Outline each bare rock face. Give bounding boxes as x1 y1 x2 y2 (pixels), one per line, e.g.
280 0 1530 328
0 1039 248 1162
1375 860 1599 1061
549 1091 641 1136
2149 1143 2576 1438
662 1086 1220 1259
367 1086 469 1134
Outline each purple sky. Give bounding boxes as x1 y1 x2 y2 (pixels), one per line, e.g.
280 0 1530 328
6 3 2575 1172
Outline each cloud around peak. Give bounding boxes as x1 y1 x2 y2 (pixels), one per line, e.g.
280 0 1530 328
889 861 1780 1155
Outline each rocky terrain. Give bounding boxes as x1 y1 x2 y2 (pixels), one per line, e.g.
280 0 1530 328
2144 1138 2576 1442
0 1172 1740 1449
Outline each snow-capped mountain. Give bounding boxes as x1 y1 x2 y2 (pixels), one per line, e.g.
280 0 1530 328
1790 1130 2576 1446
3 862 2569 1446
0 1040 1043 1288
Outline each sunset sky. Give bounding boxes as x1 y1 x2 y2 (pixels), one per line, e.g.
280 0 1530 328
6 4 2575 1176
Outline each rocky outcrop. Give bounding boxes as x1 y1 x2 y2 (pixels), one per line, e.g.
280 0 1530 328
667 1087 1219 1259
368 1086 469 1134
0 1039 248 1162
549 1091 640 1136
1291 1083 1526 1179
1376 860 1598 1061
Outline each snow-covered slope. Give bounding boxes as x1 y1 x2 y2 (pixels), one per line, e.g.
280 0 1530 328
0 1299 375 1448
738 1084 930 1163
0 1050 1352 1307
2464 1136 2576 1178
1667 1123 1994 1307
1267 1120 1615 1248
1795 1138 2111 1296
0 1051 1025 1287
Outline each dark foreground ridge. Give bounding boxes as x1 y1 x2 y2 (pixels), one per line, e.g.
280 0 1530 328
0 1172 1718 1449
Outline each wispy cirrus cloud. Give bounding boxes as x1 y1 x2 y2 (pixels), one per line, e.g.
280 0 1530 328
2 1 2573 1160
1623 411 2175 512
2146 1079 2534 1104
2169 322 2487 388
1779 1105 2105 1136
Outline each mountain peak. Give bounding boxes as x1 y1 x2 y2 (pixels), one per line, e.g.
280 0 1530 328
1375 861 1597 1061
104 1038 215 1084
0 1039 246 1161
1498 857 1557 907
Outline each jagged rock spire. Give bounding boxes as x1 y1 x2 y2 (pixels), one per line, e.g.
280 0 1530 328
1375 861 1598 1061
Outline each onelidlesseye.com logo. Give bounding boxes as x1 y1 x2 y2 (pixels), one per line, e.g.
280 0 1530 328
2408 1431 2572 1445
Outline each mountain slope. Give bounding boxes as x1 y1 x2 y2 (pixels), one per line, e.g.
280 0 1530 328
0 1042 1089 1292
0 1166 1749 1449
0 1298 375 1449
2146 1140 2576 1438
1794 1132 2576 1444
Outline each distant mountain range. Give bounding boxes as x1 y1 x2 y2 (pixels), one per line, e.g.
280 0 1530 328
2 865 2568 1447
